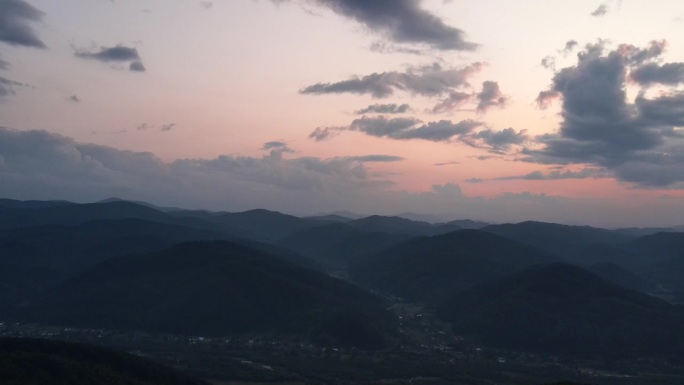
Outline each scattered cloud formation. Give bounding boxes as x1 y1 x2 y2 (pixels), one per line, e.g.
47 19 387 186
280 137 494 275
527 40 684 187
0 0 45 48
344 155 404 162
0 76 28 99
590 4 608 17
310 115 527 153
273 0 476 51
431 91 470 113
68 95 81 103
468 127 528 152
631 62 684 85
0 55 10 70
467 168 608 183
476 81 507 112
261 141 295 154
301 62 483 98
160 123 175 132
356 103 411 115
137 123 151 131
75 45 146 72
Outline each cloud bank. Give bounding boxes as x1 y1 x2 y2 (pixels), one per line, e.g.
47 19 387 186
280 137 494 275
528 40 684 187
273 0 476 51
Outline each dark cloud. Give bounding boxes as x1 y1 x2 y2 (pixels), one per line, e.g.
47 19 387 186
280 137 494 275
0 127 395 213
75 45 146 72
137 123 151 131
0 0 45 48
527 41 684 187
541 56 555 70
468 168 608 183
433 160 459 166
160 123 175 132
301 62 483 98
129 61 146 72
261 141 295 154
536 90 560 109
69 95 81 103
468 127 528 151
0 76 27 99
311 115 524 153
431 91 470 113
476 81 507 112
590 4 608 17
0 55 10 70
356 103 411 115
348 116 481 142
563 40 578 53
344 155 404 162
631 62 684 85
275 0 476 51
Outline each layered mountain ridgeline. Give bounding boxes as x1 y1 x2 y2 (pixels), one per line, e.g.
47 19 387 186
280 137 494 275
439 263 684 357
0 218 320 307
481 221 633 263
279 222 410 269
0 338 207 385
12 241 397 348
349 230 557 304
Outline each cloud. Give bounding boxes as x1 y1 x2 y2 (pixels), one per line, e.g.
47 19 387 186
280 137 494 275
631 62 684 85
0 128 395 213
0 76 28 99
75 45 146 72
433 160 459 166
526 40 684 187
301 62 483 98
199 1 213 9
261 141 295 154
431 91 471 113
160 123 175 132
469 127 528 151
274 0 476 51
467 168 609 183
344 155 404 162
0 0 45 48
590 4 608 17
68 95 81 103
356 103 411 115
0 55 10 70
5 128 684 227
137 123 151 131
476 81 507 112
310 115 525 153
563 40 578 53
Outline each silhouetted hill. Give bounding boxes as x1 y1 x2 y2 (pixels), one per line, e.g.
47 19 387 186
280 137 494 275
0 198 75 209
14 241 395 348
586 262 658 294
439 263 684 357
482 221 632 261
279 223 410 269
0 338 207 385
349 230 557 304
628 232 684 265
172 209 322 243
348 215 463 237
444 219 490 229
643 254 684 300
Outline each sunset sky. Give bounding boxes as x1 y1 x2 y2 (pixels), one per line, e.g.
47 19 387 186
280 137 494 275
2 0 684 227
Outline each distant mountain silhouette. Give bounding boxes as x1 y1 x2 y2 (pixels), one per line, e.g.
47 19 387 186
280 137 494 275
279 222 409 269
586 262 658 294
349 230 557 304
482 221 632 261
0 338 207 385
443 219 490 230
14 241 396 348
0 198 75 209
347 215 463 237
439 263 684 357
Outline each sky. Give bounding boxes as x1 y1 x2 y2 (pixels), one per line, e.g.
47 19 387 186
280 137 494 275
2 0 684 227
